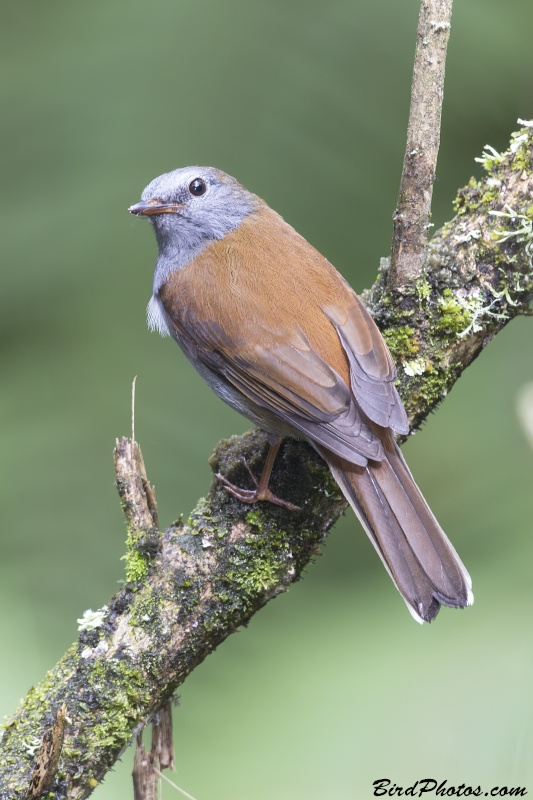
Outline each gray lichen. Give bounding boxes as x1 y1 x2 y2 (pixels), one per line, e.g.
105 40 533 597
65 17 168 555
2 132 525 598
363 121 533 429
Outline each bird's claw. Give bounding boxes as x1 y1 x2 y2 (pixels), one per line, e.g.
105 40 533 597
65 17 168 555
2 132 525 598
241 458 259 487
215 470 300 511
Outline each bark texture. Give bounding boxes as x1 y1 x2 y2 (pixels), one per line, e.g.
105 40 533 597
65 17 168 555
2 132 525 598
1 123 533 798
390 0 453 287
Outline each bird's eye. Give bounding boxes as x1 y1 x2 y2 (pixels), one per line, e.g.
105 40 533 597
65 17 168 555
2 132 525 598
189 178 207 196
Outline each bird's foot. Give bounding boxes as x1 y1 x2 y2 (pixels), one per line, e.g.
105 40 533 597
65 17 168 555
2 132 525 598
216 459 300 511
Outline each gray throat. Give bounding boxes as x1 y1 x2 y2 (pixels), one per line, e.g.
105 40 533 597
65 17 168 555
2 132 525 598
145 178 258 337
152 238 210 295
147 238 211 337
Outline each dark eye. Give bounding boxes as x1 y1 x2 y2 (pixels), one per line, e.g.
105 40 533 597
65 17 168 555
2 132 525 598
189 178 207 196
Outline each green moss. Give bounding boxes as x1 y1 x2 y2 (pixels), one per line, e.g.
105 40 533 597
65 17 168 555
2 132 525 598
223 512 292 598
401 362 460 421
511 146 532 173
453 176 482 215
129 588 162 629
121 514 162 584
187 497 211 532
382 326 419 361
86 660 150 751
452 175 504 219
419 366 457 404
435 289 471 337
452 127 532 221
230 551 279 596
481 184 501 206
62 747 82 759
122 543 148 583
416 276 431 304
245 509 263 527
24 647 78 721
0 646 81 795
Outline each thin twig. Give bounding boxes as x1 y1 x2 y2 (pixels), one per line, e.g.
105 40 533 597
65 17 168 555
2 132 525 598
153 768 198 800
132 704 175 800
151 702 175 772
133 735 158 800
132 376 137 444
390 0 453 288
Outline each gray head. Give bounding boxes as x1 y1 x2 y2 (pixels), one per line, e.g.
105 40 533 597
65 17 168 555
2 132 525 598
130 166 258 264
129 166 259 333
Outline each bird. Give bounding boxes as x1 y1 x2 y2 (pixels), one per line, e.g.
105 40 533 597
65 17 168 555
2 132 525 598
129 166 473 624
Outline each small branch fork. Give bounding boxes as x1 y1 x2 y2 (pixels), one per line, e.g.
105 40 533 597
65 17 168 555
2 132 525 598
390 0 453 288
133 701 187 800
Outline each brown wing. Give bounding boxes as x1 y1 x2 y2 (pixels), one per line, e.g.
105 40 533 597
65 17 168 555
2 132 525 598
159 205 408 465
165 311 382 465
323 300 408 434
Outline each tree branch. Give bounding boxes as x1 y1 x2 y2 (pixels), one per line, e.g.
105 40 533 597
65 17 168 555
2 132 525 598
1 120 532 798
372 122 533 431
390 0 453 288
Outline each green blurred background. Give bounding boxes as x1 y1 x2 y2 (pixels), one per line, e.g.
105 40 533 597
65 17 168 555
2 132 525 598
1 0 533 796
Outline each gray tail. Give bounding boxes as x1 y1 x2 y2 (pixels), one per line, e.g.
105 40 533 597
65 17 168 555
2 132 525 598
321 441 473 623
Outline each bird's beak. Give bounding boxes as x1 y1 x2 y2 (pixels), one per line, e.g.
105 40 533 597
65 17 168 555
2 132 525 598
128 201 185 216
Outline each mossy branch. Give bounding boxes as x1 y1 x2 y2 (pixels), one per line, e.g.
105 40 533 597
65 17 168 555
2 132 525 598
367 121 533 431
1 122 533 798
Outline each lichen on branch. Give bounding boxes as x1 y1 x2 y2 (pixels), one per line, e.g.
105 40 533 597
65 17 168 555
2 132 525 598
0 432 345 799
364 120 533 430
